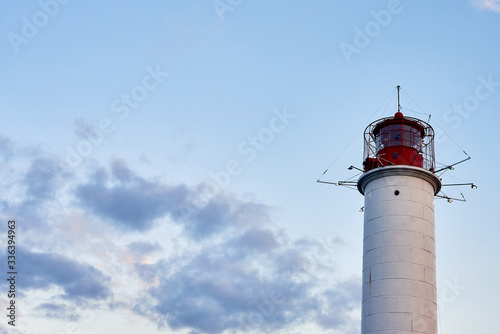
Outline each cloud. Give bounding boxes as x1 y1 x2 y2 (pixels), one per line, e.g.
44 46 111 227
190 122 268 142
14 249 112 301
128 241 163 258
74 117 99 140
471 0 500 12
232 228 279 252
133 228 360 334
23 157 69 200
0 325 25 334
75 160 273 239
111 158 133 182
0 150 69 233
71 159 360 333
183 194 273 239
34 302 81 321
75 164 191 231
0 134 14 162
1 148 360 334
315 278 361 333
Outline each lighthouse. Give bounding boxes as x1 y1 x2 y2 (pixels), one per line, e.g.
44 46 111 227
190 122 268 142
357 87 441 333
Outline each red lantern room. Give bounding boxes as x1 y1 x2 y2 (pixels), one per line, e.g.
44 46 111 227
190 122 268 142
362 89 436 172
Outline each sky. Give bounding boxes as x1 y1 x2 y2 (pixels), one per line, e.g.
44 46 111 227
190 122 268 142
0 0 499 333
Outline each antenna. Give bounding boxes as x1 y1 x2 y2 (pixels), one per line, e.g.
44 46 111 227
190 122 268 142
434 156 471 173
397 85 401 113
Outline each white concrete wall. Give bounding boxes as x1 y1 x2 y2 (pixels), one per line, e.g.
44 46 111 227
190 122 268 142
361 171 437 334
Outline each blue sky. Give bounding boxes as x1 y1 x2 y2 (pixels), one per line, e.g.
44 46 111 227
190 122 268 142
0 0 499 333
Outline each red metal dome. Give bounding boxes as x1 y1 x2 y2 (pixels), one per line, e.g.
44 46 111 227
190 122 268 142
362 112 435 172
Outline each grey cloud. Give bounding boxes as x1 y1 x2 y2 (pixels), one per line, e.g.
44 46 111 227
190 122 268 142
0 156 68 233
235 228 279 252
135 262 161 282
0 325 24 334
35 302 81 321
111 158 133 182
128 241 162 257
223 228 280 260
183 195 233 237
75 161 272 239
74 117 98 140
71 159 359 333
135 229 359 334
0 134 14 161
15 249 111 301
183 194 273 240
75 167 190 230
23 157 69 200
72 160 360 333
315 278 361 333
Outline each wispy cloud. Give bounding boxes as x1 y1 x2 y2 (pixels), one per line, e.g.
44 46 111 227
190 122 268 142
471 0 500 12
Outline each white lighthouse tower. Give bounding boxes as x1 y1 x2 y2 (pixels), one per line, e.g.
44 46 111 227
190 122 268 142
357 88 441 333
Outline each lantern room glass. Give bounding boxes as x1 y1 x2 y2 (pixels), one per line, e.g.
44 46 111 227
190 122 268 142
375 124 421 153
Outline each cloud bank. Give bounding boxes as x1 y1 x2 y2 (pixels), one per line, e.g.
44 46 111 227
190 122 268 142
0 134 360 333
